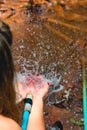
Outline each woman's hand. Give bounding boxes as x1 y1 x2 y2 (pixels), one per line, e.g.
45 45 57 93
25 75 49 101
15 75 50 103
31 79 49 102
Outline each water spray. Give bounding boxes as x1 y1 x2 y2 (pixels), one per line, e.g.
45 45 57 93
17 73 64 93
48 75 64 95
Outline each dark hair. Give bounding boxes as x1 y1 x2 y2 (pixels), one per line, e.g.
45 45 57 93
0 21 13 46
0 20 21 124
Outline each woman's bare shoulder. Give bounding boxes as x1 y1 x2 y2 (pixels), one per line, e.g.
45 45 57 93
0 115 21 130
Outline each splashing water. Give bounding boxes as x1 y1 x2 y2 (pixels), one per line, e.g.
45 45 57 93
16 72 64 93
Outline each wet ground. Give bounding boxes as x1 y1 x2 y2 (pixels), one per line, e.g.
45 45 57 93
0 1 87 130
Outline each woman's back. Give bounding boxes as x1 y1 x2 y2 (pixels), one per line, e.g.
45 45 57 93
0 115 21 130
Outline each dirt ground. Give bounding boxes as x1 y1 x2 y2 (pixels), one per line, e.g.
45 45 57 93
0 1 87 130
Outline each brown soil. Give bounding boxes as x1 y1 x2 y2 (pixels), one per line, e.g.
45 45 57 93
0 1 87 130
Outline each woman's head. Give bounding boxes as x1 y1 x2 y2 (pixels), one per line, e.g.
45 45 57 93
0 20 21 124
0 33 14 88
0 20 13 46
0 21 13 83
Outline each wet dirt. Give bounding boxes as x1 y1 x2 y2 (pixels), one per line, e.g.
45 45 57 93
0 1 87 130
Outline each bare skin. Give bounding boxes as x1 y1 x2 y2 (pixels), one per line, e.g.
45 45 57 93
0 115 21 130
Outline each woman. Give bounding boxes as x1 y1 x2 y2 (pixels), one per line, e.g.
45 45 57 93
0 20 49 130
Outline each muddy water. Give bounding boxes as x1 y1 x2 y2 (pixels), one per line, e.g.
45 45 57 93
8 4 87 130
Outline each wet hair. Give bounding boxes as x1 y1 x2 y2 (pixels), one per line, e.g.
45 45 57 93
0 20 21 124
